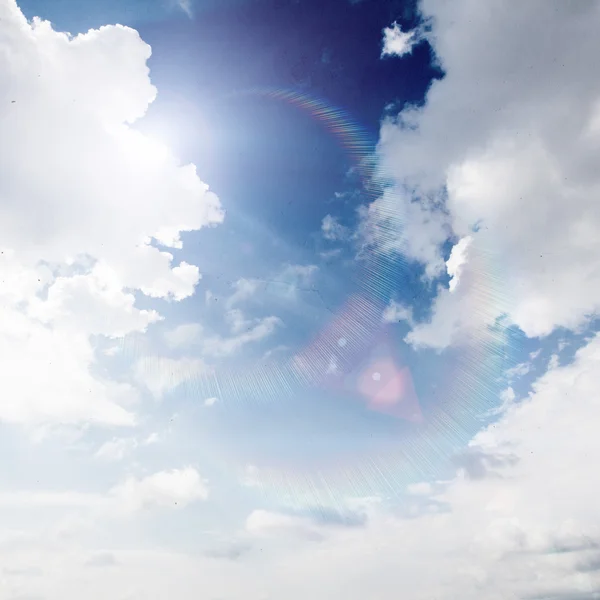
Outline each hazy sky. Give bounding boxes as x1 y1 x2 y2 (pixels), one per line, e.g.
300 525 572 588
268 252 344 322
1 0 600 598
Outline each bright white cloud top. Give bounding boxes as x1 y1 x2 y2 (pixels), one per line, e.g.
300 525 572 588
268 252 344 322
373 0 600 346
0 0 222 427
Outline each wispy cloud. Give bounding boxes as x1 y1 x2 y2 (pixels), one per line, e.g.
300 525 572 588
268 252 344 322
202 315 282 358
321 214 349 241
226 278 260 309
177 0 193 19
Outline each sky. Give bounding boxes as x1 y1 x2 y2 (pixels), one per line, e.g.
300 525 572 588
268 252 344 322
1 0 600 598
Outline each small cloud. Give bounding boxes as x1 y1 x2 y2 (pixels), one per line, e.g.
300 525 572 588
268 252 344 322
226 278 260 309
202 315 281 358
382 300 414 325
321 214 349 241
529 348 542 361
95 437 137 461
381 22 422 58
270 264 318 298
177 0 193 18
204 396 218 407
103 344 122 356
319 248 342 261
144 432 160 445
225 308 252 334
111 467 208 512
504 362 531 381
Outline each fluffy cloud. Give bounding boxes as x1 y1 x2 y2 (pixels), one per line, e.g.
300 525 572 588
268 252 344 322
0 1 222 426
382 300 413 325
381 22 422 58
371 0 600 345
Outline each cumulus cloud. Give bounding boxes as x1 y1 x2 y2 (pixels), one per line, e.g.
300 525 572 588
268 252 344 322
0 1 223 426
381 22 422 58
370 1 600 346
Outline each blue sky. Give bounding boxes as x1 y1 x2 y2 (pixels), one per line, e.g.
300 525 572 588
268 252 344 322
2 0 600 598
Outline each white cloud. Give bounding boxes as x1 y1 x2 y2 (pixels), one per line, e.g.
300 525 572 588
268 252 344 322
0 2 223 427
529 348 542 361
371 1 600 346
177 0 193 19
164 323 203 349
111 467 208 511
321 214 349 241
504 362 531 381
225 308 252 334
202 315 281 358
144 432 160 445
446 236 472 293
358 187 449 279
94 437 138 461
381 22 421 58
272 264 319 299
203 396 218 407
382 300 413 325
226 278 260 309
